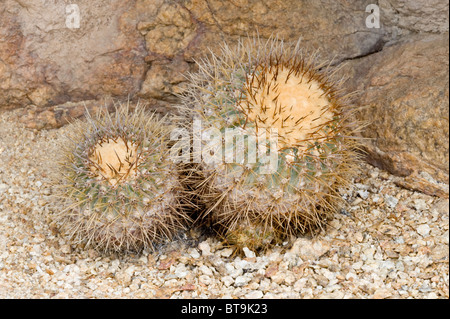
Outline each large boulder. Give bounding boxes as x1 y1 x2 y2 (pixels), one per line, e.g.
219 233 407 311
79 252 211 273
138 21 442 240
344 33 449 197
0 0 147 110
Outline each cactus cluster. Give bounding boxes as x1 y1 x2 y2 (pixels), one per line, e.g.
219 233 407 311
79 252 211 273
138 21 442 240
54 103 191 252
54 37 361 254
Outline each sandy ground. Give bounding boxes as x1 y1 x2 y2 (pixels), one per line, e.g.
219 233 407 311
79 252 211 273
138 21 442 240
0 109 448 299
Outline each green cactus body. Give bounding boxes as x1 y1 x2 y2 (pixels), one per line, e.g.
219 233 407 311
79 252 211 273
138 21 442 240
54 103 191 252
179 37 361 252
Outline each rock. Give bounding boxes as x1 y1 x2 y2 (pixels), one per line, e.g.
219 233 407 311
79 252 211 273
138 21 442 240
0 0 146 110
417 224 431 237
199 265 213 276
188 248 200 259
264 263 279 278
245 290 264 299
385 196 399 209
413 199 428 211
357 190 370 200
13 100 115 130
198 240 212 256
242 247 256 259
198 275 213 285
234 275 251 287
290 238 331 262
344 33 449 195
115 266 134 287
136 0 386 105
380 0 449 34
373 288 392 299
225 264 242 278
431 199 450 215
219 248 234 258
221 276 234 287
139 58 190 103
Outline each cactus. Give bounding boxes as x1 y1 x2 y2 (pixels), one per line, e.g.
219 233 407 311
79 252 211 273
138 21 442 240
178 37 361 252
53 102 191 252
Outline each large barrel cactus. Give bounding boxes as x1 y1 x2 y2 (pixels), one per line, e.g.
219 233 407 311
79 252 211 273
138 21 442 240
178 37 361 252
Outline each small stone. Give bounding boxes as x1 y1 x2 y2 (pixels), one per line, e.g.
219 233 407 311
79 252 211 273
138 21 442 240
199 275 213 285
385 195 399 209
225 263 242 278
413 199 428 211
354 232 364 243
115 270 132 287
431 244 448 261
290 238 331 261
357 189 369 199
373 288 392 299
264 263 278 278
242 247 256 258
271 271 286 285
188 248 200 259
60 245 72 254
417 224 431 237
199 265 213 276
345 272 357 281
234 258 248 270
173 264 188 279
219 248 234 258
370 170 379 179
234 275 251 287
221 276 234 287
198 241 211 256
245 290 263 299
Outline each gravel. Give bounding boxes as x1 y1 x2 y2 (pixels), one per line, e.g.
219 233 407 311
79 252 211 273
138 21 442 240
0 109 448 299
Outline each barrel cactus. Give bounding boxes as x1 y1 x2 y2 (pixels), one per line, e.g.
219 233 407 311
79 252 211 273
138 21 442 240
54 102 191 252
178 37 361 252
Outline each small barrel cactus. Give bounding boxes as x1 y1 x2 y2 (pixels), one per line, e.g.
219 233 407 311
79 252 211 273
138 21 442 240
53 102 191 252
178 37 361 252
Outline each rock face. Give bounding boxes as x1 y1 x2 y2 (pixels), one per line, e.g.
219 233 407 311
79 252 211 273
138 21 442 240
0 0 146 109
1 0 388 112
379 0 450 34
344 33 449 196
0 0 448 195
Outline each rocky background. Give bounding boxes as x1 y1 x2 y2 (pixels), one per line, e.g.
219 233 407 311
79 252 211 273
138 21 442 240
0 0 449 197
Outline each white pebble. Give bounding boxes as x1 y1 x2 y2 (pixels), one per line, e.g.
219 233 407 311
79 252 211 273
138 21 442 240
234 275 251 287
414 199 428 211
242 247 256 258
417 224 431 237
245 290 263 299
357 190 369 199
198 241 211 256
188 248 200 259
385 195 399 208
199 265 213 276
